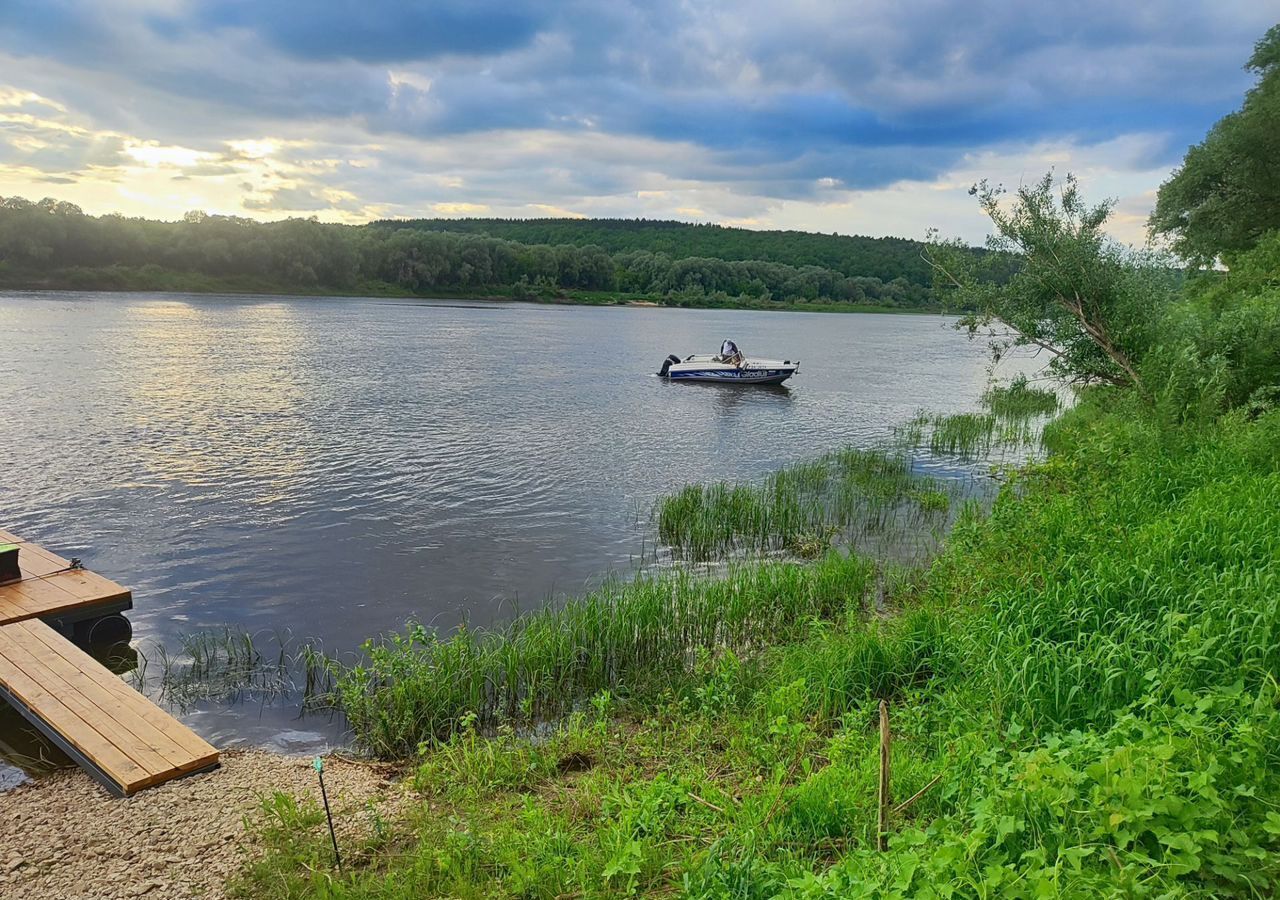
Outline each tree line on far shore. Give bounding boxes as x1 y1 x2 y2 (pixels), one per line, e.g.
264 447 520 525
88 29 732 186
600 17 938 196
0 201 942 308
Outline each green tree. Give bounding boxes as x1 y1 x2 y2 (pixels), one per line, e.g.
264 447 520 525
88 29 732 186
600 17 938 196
927 173 1175 395
1150 25 1280 263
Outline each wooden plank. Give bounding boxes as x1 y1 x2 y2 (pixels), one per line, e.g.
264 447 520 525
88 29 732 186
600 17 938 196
877 699 891 852
0 586 40 618
0 581 70 624
0 530 216 795
0 531 132 625
14 622 199 770
4 574 80 607
0 621 218 793
0 624 218 793
0 627 175 778
20 620 218 769
15 547 70 578
10 555 63 578
0 632 152 793
0 571 131 626
39 569 130 605
0 670 151 794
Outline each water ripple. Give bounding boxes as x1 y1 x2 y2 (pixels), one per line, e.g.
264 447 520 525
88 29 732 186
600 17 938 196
1 292 1041 751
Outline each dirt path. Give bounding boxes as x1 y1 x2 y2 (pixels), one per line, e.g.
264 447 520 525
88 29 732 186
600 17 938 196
0 750 406 899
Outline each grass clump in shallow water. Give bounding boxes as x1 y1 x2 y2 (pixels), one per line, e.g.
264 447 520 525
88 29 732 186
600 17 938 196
655 447 954 562
132 626 299 708
896 375 1058 460
982 373 1060 418
316 552 878 757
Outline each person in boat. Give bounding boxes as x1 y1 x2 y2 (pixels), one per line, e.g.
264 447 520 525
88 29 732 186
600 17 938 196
720 339 743 366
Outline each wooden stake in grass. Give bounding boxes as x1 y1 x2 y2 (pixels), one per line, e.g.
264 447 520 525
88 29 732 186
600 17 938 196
878 699 891 851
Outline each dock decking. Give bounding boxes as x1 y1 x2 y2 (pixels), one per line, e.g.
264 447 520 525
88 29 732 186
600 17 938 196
0 530 219 796
0 528 132 627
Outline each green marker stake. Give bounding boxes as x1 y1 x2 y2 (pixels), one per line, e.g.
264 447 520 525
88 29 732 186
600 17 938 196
315 756 342 872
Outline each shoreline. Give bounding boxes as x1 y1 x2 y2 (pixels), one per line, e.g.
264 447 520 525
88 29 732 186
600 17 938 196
0 281 946 316
0 749 405 900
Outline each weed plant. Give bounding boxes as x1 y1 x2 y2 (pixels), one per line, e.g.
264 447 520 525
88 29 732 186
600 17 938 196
982 373 1061 418
897 379 1058 461
131 626 297 707
654 448 955 562
317 552 878 756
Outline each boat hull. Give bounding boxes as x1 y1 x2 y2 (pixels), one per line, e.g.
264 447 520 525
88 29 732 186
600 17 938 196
664 360 798 385
668 369 795 385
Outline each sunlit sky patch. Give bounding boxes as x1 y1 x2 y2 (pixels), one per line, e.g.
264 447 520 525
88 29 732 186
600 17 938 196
0 1 1274 243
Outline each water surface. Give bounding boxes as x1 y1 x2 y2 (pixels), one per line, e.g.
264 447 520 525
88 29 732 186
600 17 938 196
0 292 1032 770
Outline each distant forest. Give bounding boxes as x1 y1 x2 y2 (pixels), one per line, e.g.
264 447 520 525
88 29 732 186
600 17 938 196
380 217 933 282
0 198 952 310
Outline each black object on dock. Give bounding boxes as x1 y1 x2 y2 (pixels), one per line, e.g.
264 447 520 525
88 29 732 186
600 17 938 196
0 544 19 584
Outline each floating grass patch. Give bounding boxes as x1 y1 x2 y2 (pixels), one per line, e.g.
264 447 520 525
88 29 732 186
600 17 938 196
923 411 999 457
312 552 877 756
654 448 955 562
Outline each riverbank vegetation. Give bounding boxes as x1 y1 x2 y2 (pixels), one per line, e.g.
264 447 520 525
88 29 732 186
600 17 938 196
0 202 946 311
654 449 955 563
893 374 1061 462
233 30 1280 899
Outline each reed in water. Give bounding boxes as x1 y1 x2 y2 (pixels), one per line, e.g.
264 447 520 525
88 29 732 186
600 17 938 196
654 447 955 562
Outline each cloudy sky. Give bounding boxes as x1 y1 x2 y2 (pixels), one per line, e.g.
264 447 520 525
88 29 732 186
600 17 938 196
0 1 1274 243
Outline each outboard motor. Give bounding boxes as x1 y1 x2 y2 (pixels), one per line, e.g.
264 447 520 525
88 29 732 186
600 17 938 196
657 354 681 377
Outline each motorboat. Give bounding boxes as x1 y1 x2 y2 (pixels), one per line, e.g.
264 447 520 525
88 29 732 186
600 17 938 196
656 352 799 385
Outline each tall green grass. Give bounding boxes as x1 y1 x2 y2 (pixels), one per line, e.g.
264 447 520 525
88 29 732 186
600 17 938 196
895 375 1062 460
319 552 877 756
768 606 949 723
982 374 1060 418
131 626 297 708
941 399 1280 733
655 448 954 562
895 410 1007 458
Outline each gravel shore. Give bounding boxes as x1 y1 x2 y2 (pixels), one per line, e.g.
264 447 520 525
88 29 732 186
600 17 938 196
0 750 406 900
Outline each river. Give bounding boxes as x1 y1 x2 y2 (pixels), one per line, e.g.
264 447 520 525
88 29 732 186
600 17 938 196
0 291 1030 778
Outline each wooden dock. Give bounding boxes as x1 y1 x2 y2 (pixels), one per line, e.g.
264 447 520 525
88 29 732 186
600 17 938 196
0 530 219 796
0 529 132 627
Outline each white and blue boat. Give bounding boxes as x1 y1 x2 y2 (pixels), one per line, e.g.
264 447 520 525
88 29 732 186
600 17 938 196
656 352 799 385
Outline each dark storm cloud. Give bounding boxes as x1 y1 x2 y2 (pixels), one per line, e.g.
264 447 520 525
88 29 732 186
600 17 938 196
191 0 550 62
0 0 1275 206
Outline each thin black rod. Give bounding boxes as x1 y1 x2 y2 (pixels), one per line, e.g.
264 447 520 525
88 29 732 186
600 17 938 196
318 767 343 872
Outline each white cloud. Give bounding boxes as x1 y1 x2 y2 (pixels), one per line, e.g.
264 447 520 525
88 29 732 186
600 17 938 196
431 201 489 214
123 141 214 168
